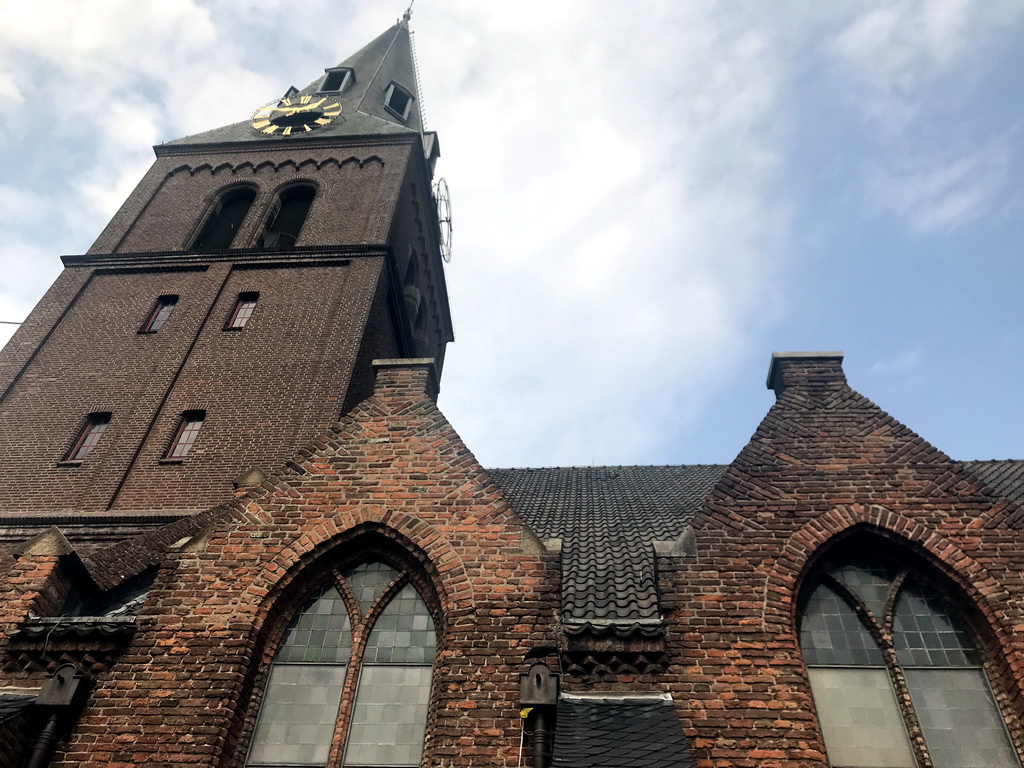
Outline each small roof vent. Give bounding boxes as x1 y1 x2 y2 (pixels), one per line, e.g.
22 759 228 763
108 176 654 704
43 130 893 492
318 67 354 94
383 81 414 121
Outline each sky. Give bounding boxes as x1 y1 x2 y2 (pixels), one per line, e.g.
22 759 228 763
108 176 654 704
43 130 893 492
0 0 1022 469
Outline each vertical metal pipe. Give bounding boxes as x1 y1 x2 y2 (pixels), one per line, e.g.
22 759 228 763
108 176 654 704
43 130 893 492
25 711 61 768
531 709 551 768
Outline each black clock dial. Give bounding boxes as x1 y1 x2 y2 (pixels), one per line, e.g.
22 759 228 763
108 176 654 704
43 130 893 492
250 95 342 135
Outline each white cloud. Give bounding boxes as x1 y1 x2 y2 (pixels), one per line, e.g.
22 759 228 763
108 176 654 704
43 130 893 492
868 140 1010 233
870 348 924 375
423 4 792 464
825 0 1023 131
0 1 1020 466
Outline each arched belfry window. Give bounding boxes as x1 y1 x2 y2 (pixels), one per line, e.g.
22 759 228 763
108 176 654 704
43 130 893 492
799 548 1018 768
258 185 316 249
193 186 257 251
246 561 437 768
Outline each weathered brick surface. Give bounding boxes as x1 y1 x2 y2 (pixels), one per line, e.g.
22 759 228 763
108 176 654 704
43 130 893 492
5 363 559 767
1 353 1023 767
668 355 1024 767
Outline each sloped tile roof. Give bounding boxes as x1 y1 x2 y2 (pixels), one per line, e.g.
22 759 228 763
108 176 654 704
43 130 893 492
958 460 1024 507
488 466 726 627
0 692 35 724
16 616 137 640
552 695 696 768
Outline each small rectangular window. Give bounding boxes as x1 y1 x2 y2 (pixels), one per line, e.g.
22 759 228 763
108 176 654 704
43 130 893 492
67 413 111 461
141 295 178 333
167 410 205 459
226 292 259 330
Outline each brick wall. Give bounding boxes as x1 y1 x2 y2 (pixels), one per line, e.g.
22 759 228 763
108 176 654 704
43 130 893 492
667 354 1024 767
90 139 418 255
0 133 446 525
0 255 396 517
9 362 561 767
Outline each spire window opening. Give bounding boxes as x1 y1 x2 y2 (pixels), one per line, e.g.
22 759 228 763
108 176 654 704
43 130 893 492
193 187 257 251
318 67 353 94
165 410 206 460
140 295 178 333
798 548 1018 768
65 413 111 462
258 186 315 249
245 560 436 768
383 82 414 121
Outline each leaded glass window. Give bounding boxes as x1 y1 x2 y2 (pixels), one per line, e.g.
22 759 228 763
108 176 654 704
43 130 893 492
799 555 1018 768
246 561 436 768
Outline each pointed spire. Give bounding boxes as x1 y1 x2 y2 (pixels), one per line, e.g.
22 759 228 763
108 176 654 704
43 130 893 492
164 20 426 148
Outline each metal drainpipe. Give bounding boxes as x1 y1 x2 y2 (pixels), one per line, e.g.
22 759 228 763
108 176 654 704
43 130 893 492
26 664 88 768
520 660 560 768
25 712 61 768
530 707 552 768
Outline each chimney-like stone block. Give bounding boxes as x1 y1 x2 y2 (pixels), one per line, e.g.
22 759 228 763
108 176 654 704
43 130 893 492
371 358 439 401
766 351 845 396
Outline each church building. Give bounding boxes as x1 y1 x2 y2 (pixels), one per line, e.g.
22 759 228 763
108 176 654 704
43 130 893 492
0 16 1022 768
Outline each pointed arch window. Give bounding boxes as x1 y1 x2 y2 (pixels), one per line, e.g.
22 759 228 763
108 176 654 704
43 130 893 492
258 185 316 249
193 186 257 251
799 554 1018 768
246 561 436 767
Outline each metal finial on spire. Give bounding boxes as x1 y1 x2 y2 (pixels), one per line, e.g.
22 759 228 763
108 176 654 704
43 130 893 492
403 0 414 22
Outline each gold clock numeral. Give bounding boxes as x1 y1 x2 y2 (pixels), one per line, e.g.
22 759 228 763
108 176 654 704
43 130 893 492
251 96 340 135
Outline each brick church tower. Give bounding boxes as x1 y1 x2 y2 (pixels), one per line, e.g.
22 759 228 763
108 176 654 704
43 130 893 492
0 18 452 546
3 15 1024 768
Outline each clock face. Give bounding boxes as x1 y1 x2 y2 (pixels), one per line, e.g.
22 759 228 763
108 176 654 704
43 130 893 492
250 95 342 136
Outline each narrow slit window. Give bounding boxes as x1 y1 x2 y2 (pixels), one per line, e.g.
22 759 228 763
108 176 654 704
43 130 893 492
193 187 257 251
227 292 259 330
258 186 315 249
167 411 205 459
141 295 178 333
383 82 414 121
67 413 111 461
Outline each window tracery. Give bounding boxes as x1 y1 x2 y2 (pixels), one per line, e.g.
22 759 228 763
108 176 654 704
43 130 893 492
258 185 315 249
246 560 436 768
799 549 1017 768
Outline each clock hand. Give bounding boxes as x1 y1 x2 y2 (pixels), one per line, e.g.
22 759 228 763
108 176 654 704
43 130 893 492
274 99 327 116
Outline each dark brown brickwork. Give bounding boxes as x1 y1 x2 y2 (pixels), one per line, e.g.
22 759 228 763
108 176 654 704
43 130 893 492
0 129 448 534
90 139 417 255
0 256 395 517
